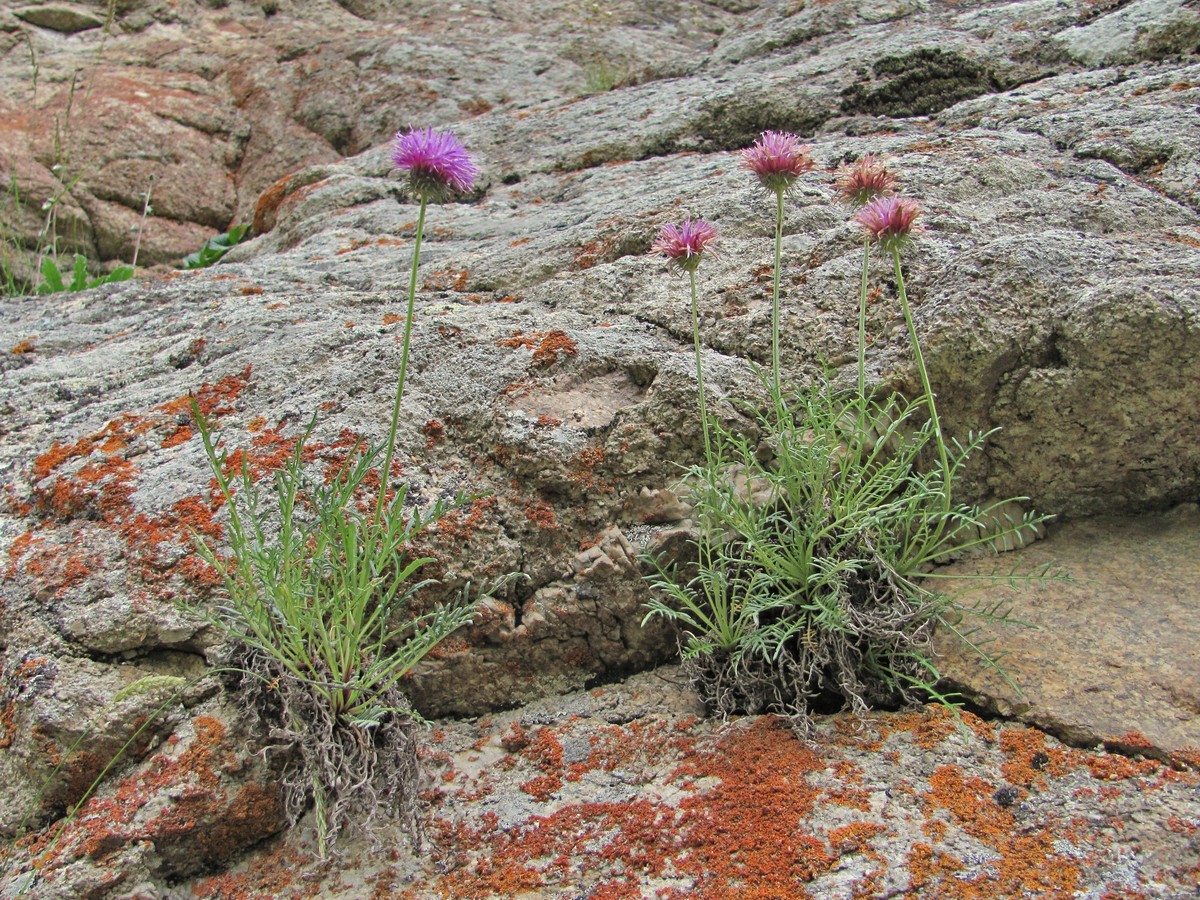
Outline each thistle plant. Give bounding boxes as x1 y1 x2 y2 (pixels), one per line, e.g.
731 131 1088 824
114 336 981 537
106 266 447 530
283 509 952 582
741 131 813 394
644 143 1054 723
644 218 768 683
190 126 489 856
652 218 719 464
835 154 897 401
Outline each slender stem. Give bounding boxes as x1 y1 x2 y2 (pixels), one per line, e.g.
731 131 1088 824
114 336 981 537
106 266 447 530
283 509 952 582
376 195 427 522
892 246 951 504
689 267 714 467
771 188 785 396
857 239 869 401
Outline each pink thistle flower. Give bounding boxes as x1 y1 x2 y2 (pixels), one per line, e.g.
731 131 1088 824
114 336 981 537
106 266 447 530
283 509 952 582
652 219 718 273
854 195 923 253
391 126 478 197
835 153 898 207
740 131 814 195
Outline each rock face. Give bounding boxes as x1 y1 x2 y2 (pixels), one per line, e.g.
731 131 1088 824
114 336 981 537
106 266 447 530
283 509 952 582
0 0 733 280
1 0 1199 893
939 504 1200 759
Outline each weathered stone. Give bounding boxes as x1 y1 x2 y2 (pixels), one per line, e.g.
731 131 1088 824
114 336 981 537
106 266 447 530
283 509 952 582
1055 0 1200 66
0 698 286 895
0 653 206 834
149 669 1200 898
1 0 1199 892
938 504 1200 759
13 5 106 33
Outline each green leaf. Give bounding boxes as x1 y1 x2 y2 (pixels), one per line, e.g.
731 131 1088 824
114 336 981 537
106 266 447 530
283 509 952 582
69 253 89 291
183 224 251 269
38 256 65 294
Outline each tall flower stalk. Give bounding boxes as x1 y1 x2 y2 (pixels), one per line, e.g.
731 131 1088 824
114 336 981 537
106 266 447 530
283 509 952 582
836 154 897 401
854 194 951 502
378 127 479 521
653 219 719 464
741 131 813 394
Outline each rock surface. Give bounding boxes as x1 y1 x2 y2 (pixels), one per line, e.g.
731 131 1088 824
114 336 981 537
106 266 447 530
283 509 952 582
1 0 1199 893
77 670 1200 898
939 503 1200 760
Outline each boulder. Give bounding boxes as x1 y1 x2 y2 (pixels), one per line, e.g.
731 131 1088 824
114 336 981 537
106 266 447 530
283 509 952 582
1 0 1199 892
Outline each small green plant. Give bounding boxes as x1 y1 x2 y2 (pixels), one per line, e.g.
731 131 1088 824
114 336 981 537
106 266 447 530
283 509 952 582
581 57 630 95
36 253 133 295
182 224 250 269
643 140 1056 722
192 411 486 856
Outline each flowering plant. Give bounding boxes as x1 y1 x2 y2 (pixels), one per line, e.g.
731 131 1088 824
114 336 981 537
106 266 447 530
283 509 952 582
189 127 500 855
644 136 1054 722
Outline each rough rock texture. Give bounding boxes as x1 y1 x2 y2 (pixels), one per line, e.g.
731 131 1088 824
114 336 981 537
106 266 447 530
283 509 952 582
939 503 1200 758
0 0 734 279
144 672 1200 898
1 0 1199 893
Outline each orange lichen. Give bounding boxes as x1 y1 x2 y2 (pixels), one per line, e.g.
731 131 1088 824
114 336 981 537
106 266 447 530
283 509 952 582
497 330 578 368
154 364 252 421
915 763 1083 898
568 446 607 487
423 419 445 447
998 726 1075 789
0 699 16 749
1084 753 1161 782
11 339 36 354
191 842 306 899
424 268 470 291
436 497 497 541
828 821 887 854
523 500 557 530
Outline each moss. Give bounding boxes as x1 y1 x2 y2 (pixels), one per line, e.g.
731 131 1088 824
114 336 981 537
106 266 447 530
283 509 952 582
840 49 1003 118
1138 19 1200 61
688 92 827 151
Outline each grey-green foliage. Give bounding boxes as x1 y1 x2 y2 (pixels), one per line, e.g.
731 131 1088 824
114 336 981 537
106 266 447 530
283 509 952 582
191 407 487 854
645 375 1051 721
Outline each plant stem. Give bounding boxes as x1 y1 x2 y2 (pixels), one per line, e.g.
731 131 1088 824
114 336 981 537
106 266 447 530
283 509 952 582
857 239 869 401
131 174 153 270
771 188 785 396
689 267 714 466
892 246 951 504
376 195 427 522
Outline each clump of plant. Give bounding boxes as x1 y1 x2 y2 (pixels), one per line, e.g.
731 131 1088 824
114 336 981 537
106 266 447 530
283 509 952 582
643 135 1052 722
34 252 134 295
183 223 250 269
191 127 494 856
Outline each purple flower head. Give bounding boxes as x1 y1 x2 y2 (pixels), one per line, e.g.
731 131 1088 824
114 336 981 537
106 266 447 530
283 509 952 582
854 195 923 253
652 219 718 273
835 153 898 207
741 131 814 195
391 126 478 198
